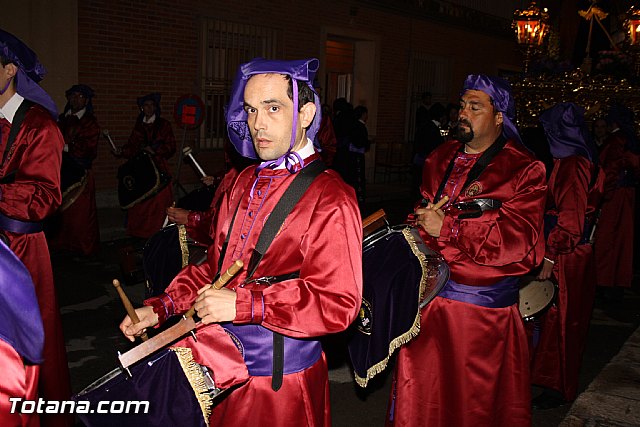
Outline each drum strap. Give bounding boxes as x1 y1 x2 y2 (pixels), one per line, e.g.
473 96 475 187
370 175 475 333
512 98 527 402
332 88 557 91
217 159 327 391
2 99 34 171
433 135 507 204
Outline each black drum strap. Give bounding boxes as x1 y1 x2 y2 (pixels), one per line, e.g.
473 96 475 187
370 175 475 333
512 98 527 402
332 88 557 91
434 136 507 204
2 99 34 170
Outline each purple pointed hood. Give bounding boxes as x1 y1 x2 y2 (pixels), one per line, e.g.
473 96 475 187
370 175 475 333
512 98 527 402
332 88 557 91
225 58 322 169
540 102 595 161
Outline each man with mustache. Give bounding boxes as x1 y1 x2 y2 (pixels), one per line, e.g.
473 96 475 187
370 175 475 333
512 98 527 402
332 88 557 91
121 58 362 426
388 75 547 426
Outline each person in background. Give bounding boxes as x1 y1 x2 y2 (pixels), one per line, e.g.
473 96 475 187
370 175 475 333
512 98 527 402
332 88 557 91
348 105 370 209
119 93 176 239
591 117 608 150
51 84 101 256
593 104 640 302
530 102 605 409
389 75 546 427
0 29 73 427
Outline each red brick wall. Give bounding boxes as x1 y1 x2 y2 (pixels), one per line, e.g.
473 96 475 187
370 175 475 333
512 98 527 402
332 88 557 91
78 0 521 194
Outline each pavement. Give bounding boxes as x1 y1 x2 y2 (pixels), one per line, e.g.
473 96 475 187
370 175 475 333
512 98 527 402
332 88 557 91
52 179 640 426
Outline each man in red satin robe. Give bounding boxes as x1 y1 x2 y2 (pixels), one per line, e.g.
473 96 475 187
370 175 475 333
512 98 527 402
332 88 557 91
119 93 176 239
0 29 72 427
0 240 44 427
594 104 640 300
50 84 101 256
120 58 363 427
389 75 547 427
530 102 605 409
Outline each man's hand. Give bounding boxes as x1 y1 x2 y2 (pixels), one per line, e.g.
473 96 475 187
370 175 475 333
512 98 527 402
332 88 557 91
167 207 190 225
201 175 216 186
119 306 158 342
193 286 237 324
414 196 449 238
537 259 554 280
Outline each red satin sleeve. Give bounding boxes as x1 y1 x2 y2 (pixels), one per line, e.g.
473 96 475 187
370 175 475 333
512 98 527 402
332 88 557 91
153 119 176 161
545 156 590 260
0 106 63 220
0 340 39 427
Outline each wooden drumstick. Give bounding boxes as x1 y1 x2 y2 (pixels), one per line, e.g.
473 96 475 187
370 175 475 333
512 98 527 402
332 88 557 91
430 195 449 211
185 259 244 318
113 279 149 342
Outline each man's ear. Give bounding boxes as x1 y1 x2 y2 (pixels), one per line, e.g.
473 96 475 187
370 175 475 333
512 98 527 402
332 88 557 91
2 63 17 79
495 111 503 127
298 102 317 129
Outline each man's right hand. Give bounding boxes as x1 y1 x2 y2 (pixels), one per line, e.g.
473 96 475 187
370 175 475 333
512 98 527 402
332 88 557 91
167 207 190 225
119 306 158 342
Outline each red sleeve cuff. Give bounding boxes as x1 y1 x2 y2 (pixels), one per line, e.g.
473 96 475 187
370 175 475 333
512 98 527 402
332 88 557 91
143 292 175 327
234 287 264 324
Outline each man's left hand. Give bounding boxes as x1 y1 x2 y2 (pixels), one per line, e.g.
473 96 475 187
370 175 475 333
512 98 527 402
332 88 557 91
415 204 445 237
537 259 554 280
193 286 237 324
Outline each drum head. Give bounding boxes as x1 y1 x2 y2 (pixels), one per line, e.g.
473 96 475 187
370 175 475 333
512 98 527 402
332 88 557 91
518 277 555 319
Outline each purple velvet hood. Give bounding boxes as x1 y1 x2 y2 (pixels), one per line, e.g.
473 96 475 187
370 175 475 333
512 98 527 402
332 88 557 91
0 29 58 118
540 102 595 161
225 58 322 167
0 239 44 364
462 74 521 144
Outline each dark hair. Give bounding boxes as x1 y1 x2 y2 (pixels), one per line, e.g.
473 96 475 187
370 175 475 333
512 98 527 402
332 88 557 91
354 105 368 120
0 55 13 67
285 75 316 111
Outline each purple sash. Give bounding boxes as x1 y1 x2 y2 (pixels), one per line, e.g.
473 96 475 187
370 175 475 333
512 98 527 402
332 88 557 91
438 276 519 308
0 211 42 234
222 323 321 376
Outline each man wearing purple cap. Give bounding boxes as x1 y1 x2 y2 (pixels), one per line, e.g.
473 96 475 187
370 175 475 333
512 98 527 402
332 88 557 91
0 29 72 427
121 58 362 426
529 102 605 409
389 75 547 426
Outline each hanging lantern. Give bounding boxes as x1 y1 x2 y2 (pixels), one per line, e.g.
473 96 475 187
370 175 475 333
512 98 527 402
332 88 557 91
513 1 550 47
626 6 640 46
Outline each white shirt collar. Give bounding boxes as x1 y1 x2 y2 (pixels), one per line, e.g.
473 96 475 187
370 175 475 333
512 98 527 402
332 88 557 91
0 93 25 124
143 114 156 124
268 137 315 170
66 107 86 120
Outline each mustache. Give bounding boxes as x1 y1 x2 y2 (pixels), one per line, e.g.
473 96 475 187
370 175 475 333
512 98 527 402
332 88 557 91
457 119 472 128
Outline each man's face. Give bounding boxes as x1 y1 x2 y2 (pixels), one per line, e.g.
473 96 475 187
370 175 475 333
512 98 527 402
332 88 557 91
68 91 87 113
593 119 607 138
455 89 502 145
244 73 312 161
142 100 156 118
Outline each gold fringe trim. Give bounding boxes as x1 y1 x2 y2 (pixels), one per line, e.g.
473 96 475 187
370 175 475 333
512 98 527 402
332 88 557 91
354 227 429 388
172 347 213 426
178 224 190 267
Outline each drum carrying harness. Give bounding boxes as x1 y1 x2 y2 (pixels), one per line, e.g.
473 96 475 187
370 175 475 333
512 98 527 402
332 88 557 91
213 159 326 391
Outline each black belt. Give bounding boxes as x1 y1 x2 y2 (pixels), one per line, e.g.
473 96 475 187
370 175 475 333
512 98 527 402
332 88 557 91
452 198 502 219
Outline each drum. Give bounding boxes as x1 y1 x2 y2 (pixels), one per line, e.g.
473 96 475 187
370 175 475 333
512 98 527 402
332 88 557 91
518 276 556 320
118 151 171 209
143 224 207 298
60 152 88 211
72 347 219 427
348 220 449 387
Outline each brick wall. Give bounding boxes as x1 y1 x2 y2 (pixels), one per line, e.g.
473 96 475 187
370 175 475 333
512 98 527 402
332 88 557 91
78 0 521 196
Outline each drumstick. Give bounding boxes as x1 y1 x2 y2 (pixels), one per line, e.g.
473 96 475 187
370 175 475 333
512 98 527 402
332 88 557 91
103 129 118 153
183 147 207 178
430 195 449 211
185 259 244 318
113 279 149 342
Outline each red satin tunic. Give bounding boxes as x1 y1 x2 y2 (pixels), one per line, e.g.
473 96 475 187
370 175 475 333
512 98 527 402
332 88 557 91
122 117 176 238
530 156 603 401
52 112 101 255
388 139 546 427
594 131 640 288
0 103 72 427
151 155 363 426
